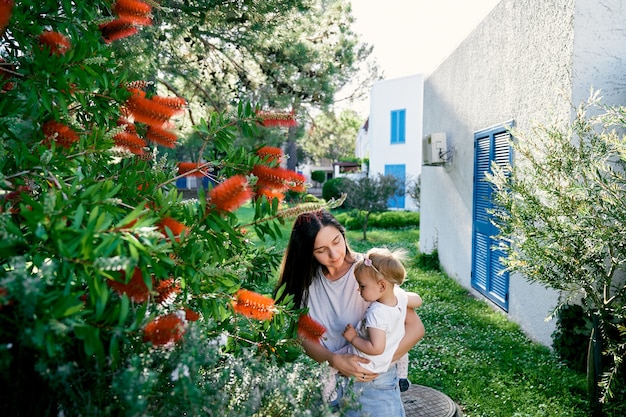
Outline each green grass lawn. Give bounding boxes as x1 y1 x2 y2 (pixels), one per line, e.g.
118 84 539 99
346 227 591 417
241 207 620 416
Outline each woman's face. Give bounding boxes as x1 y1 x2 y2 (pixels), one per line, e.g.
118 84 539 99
312 225 347 269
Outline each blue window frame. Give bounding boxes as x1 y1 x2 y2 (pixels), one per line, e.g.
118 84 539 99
384 164 405 209
390 109 406 144
471 122 513 311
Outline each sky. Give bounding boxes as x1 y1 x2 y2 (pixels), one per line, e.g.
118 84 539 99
349 0 501 79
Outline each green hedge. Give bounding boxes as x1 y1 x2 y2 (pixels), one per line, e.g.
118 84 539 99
334 210 420 230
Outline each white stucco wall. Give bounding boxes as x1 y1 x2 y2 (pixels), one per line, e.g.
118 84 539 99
571 0 626 107
369 75 424 211
355 122 369 160
419 0 626 346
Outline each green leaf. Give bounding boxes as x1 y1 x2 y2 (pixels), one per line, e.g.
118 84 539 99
73 204 86 229
118 294 129 326
52 295 84 319
109 335 120 367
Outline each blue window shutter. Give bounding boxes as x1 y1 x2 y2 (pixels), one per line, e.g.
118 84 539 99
399 110 406 143
384 164 405 209
390 109 406 144
471 123 512 311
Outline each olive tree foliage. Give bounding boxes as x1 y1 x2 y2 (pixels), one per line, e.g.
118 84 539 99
487 92 626 405
121 0 379 166
302 108 364 164
342 173 402 240
0 2 336 416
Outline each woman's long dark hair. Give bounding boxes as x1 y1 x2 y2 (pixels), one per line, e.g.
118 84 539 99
274 209 352 308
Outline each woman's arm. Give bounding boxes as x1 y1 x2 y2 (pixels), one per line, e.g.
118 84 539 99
392 308 424 362
300 337 377 377
407 291 423 309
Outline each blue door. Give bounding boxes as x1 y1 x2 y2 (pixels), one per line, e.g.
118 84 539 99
385 164 405 209
471 123 512 311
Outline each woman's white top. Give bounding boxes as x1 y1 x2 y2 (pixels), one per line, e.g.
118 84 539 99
306 258 369 354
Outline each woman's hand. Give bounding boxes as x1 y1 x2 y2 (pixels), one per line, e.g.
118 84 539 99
300 337 378 382
330 352 378 382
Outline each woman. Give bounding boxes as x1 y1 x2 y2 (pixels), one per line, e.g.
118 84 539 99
275 209 425 416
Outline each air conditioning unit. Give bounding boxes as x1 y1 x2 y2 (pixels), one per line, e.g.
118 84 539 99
423 133 447 165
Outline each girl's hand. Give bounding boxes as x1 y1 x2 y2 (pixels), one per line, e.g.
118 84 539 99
342 323 357 344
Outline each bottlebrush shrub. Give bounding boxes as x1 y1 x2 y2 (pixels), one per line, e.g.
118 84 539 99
0 2 328 416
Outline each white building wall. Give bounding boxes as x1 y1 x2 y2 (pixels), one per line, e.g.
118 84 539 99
420 0 626 346
571 0 626 107
369 74 424 211
355 121 369 160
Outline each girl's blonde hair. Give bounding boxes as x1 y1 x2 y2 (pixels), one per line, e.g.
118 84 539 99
355 247 408 286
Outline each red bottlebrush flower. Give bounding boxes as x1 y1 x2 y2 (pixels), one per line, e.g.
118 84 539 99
143 313 186 346
1 185 30 215
256 110 297 128
113 0 152 26
42 120 79 148
38 31 71 55
256 146 284 163
0 286 12 310
145 126 178 148
286 170 307 193
157 216 189 242
183 307 200 322
124 80 151 90
177 162 208 178
297 314 326 343
99 18 139 43
113 130 146 155
256 186 284 203
125 91 179 128
150 96 187 113
107 267 153 303
155 278 181 305
0 1 14 34
126 87 146 98
252 165 292 190
208 175 253 212
117 117 137 133
232 289 275 321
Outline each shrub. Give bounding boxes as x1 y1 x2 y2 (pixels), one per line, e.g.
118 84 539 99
0 2 331 415
311 170 326 184
552 304 592 373
414 250 441 272
322 177 349 201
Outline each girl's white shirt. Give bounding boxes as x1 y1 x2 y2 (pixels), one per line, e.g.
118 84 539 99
351 287 408 372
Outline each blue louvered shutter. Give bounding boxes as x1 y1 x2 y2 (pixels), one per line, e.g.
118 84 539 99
385 164 405 209
390 109 406 144
471 125 512 311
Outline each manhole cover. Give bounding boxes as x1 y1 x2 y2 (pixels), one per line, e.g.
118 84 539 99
401 385 460 417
